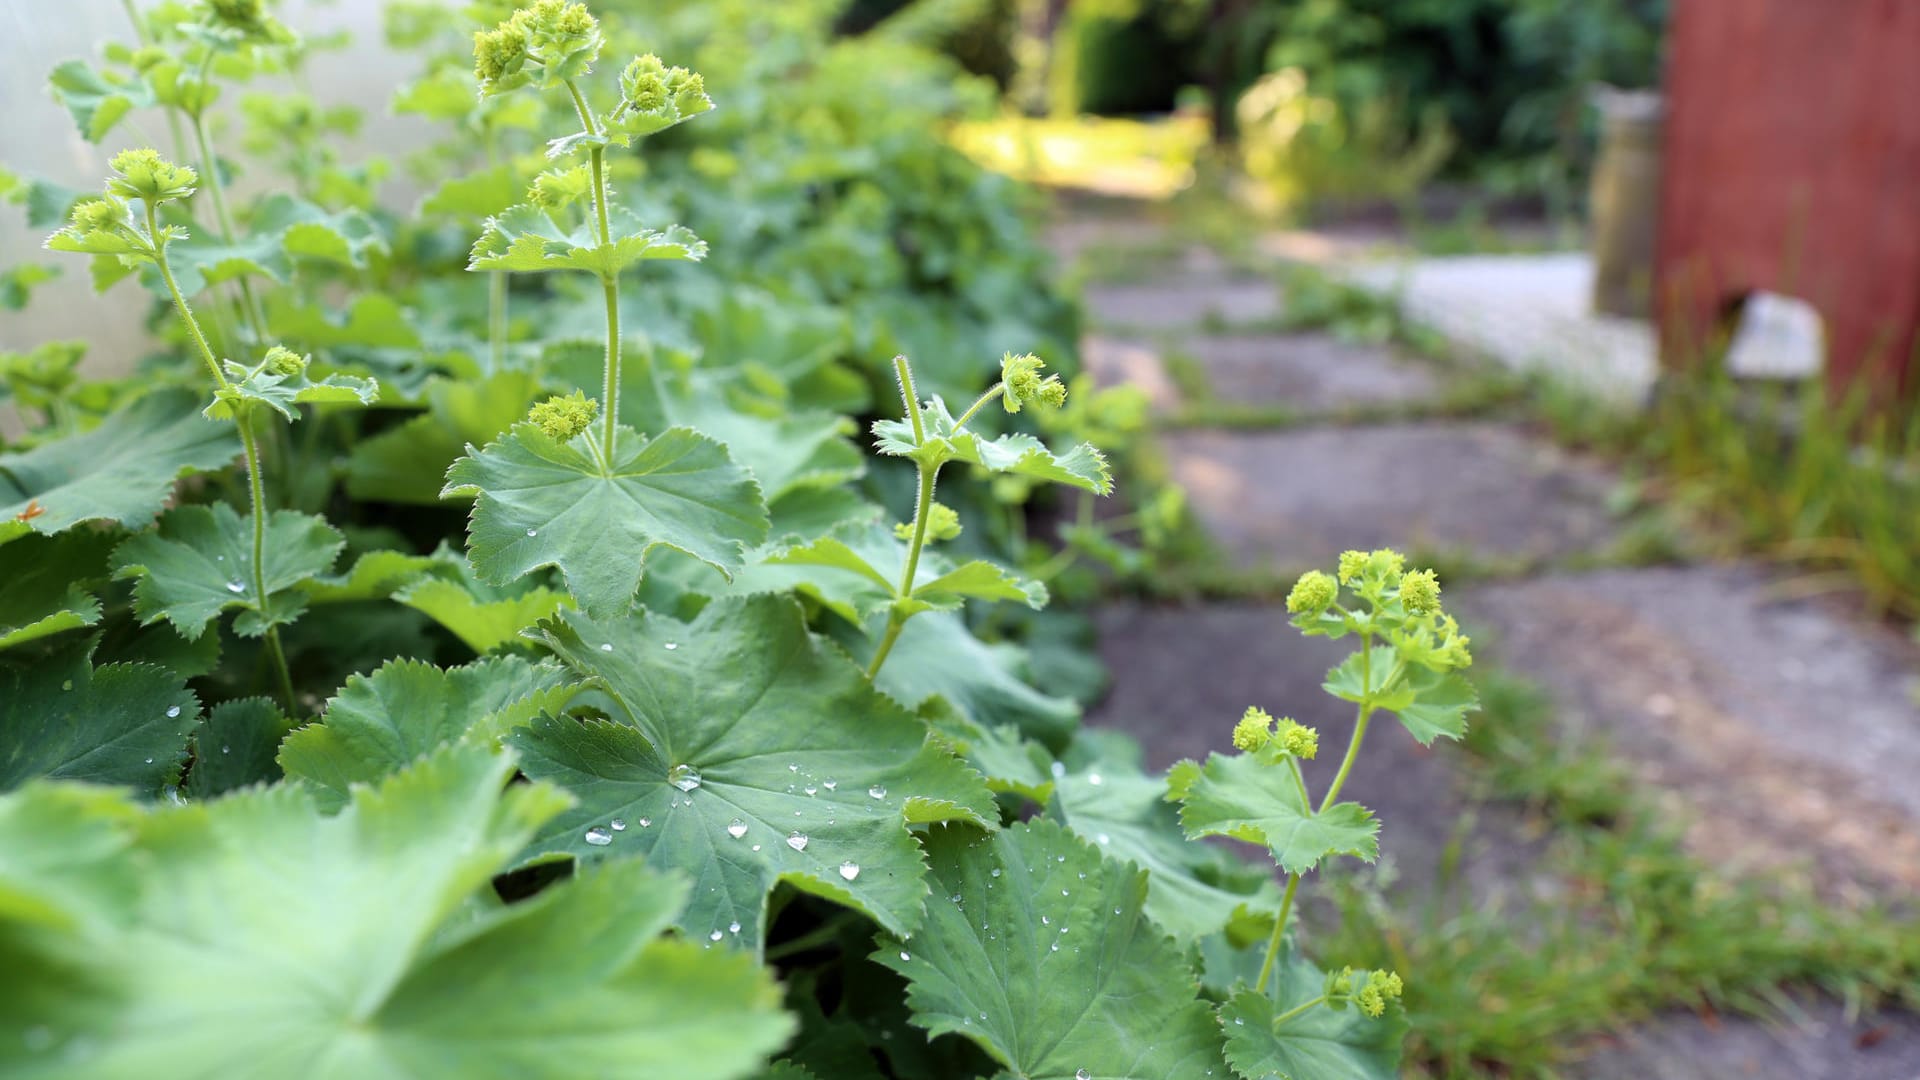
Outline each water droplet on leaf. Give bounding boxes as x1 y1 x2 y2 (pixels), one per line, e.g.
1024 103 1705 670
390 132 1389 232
668 763 702 791
786 832 808 852
584 827 613 846
726 819 748 839
838 861 860 881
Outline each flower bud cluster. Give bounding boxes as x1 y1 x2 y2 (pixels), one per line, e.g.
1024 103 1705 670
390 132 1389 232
1000 352 1067 413
262 346 308 376
528 391 599 441
619 55 707 117
474 0 602 95
896 502 961 544
106 149 198 204
1230 707 1317 760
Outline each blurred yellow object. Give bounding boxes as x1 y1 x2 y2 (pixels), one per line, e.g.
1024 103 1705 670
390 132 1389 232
946 112 1207 200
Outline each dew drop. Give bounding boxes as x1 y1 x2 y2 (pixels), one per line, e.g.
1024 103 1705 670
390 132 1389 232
1049 761 1067 779
599 643 614 653
838 861 861 881
868 785 887 800
664 642 678 651
710 930 724 942
1233 1018 1244 1026
900 950 911 961
1050 943 1059 952
165 705 181 718
668 763 702 791
1097 833 1110 845
751 844 761 852
638 817 652 828
729 921 741 934
221 745 231 755
789 763 799 772
144 757 153 764
786 832 809 852
726 819 749 839
224 581 245 594
1088 772 1103 786
804 785 818 796
610 819 627 831
990 868 1002 878
822 779 837 790
584 827 613 846
1041 915 1050 925
1062 889 1070 896
526 528 537 537
1077 1071 1092 1080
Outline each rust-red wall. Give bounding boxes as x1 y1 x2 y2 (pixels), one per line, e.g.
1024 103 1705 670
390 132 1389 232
1657 0 1920 400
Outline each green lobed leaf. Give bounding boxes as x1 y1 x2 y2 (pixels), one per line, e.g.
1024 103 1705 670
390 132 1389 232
1322 648 1476 746
872 396 1111 495
1168 753 1379 875
0 532 115 651
873 819 1232 1080
1218 946 1406 1080
184 698 292 799
0 644 199 794
0 780 141 934
47 60 153 142
0 746 795 1079
467 203 706 277
921 697 1055 802
838 610 1081 751
1054 763 1280 940
508 594 996 955
279 655 579 812
442 422 769 619
110 503 344 640
396 575 574 655
763 520 1044 623
0 389 240 547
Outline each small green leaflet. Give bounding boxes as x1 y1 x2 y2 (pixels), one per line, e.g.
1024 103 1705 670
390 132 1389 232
1218 945 1406 1080
1168 752 1379 875
872 396 1111 495
396 574 573 655
508 594 996 955
442 422 768 619
205 363 379 423
110 504 344 640
764 520 1044 623
348 371 541 505
1322 647 1477 745
467 203 705 278
418 164 520 220
0 644 199 794
1053 763 1279 940
0 389 240 547
47 60 152 142
279 655 579 811
157 195 389 295
0 532 115 651
0 747 795 1079
873 820 1232 1080
921 696 1054 802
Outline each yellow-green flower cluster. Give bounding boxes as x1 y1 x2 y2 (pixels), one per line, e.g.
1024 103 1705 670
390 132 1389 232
1337 547 1404 587
1355 970 1405 1018
620 55 706 115
1000 352 1067 413
1231 706 1274 752
106 149 198 204
1398 568 1440 615
1276 718 1318 759
69 197 132 234
528 165 594 209
528 391 598 440
1285 569 1337 615
896 502 961 543
473 0 602 95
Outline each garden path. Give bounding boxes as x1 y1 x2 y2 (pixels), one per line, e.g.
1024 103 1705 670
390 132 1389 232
1055 205 1920 1079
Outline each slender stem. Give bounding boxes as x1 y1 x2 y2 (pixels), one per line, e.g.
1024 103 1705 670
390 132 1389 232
1254 874 1302 995
484 135 508 373
238 413 296 714
953 382 1005 430
866 459 938 681
149 203 230 389
564 79 599 138
1269 993 1330 1029
893 356 925 444
188 104 268 342
598 274 620 461
1288 757 1312 807
1320 637 1377 813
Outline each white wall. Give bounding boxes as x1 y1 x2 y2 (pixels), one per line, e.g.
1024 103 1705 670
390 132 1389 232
0 0 434 374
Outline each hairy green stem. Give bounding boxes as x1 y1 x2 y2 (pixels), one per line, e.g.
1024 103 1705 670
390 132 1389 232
120 0 192 161
1254 873 1302 996
1320 636 1376 812
186 84 267 343
952 382 1004 430
866 459 937 681
152 213 293 711
484 134 508 372
238 415 297 714
894 355 925 443
1269 992 1329 1029
563 81 621 461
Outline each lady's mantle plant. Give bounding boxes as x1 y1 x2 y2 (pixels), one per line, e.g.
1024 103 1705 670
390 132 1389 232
0 2 1477 1078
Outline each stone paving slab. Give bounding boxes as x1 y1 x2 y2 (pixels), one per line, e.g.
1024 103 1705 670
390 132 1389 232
1088 601 1551 905
1082 276 1282 331
1456 566 1920 897
1080 335 1184 413
1162 421 1619 573
1176 333 1445 415
1574 1000 1920 1080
